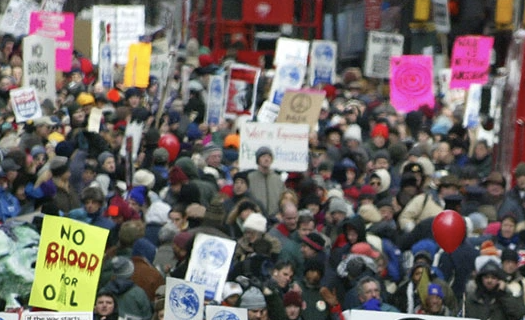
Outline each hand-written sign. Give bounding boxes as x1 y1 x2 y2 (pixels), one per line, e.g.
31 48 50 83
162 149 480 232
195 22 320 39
23 34 56 104
450 36 494 88
276 89 325 130
364 31 404 79
22 311 93 320
29 215 108 311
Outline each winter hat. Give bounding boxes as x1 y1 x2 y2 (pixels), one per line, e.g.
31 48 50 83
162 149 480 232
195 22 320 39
223 134 240 150
255 146 273 163
202 143 222 160
233 171 250 187
173 232 193 249
128 186 147 206
483 171 506 188
222 282 243 301
475 255 501 273
371 169 391 193
346 256 366 278
515 162 525 177
351 242 380 258
359 185 376 200
468 212 488 233
243 213 267 233
169 166 189 184
49 156 69 177
125 87 142 100
480 240 499 256
373 150 391 163
132 238 156 264
430 116 453 136
477 259 505 280
119 220 145 246
55 141 75 158
427 283 444 299
77 92 95 106
302 233 325 251
328 197 347 215
388 142 408 164
358 204 381 223
343 124 362 142
239 286 267 310
501 248 520 263
283 291 302 307
153 147 169 164
97 151 114 166
111 256 134 278
376 197 394 210
416 157 435 176
304 258 325 276
133 169 156 190
30 145 46 158
371 123 389 139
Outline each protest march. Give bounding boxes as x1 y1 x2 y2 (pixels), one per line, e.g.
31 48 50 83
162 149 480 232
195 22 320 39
2 1 525 320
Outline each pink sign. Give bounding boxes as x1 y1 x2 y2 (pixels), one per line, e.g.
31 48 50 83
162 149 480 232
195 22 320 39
450 36 494 88
29 11 74 71
390 55 434 113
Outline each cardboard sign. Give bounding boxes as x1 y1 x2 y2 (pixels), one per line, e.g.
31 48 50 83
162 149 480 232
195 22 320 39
91 5 145 65
29 11 74 71
29 215 109 311
450 36 494 88
365 0 382 30
268 63 306 106
185 234 236 302
276 89 325 130
364 31 404 79
23 35 56 104
206 306 247 320
11 87 42 123
390 55 435 113
224 64 261 119
164 278 205 320
21 312 92 320
309 40 337 86
238 122 309 172
433 0 451 33
273 37 310 67
0 0 40 37
206 75 225 126
124 42 152 88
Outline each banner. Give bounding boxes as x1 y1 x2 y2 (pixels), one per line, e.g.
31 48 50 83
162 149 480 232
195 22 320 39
91 5 145 65
29 11 74 71
206 306 247 320
276 89 325 130
0 0 40 37
432 0 450 33
124 42 152 88
390 55 434 113
268 63 306 106
206 75 225 126
364 31 404 79
308 40 337 86
185 234 236 302
365 0 382 30
224 64 261 119
22 312 92 320
23 35 56 104
29 215 109 311
273 37 310 67
346 310 478 320
239 122 309 171
164 277 205 320
450 35 494 88
11 87 42 123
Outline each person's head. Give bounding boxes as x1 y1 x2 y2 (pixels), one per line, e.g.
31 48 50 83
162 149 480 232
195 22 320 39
357 276 381 303
169 166 189 194
169 203 187 231
373 151 390 170
501 248 520 275
125 87 142 108
327 197 347 225
235 199 259 221
476 260 505 292
233 171 250 195
81 186 105 214
438 174 460 198
281 202 299 232
98 151 116 174
300 232 325 259
172 231 193 260
279 189 299 206
425 283 444 314
473 140 490 160
435 141 453 164
370 123 389 148
283 291 302 320
94 291 117 316
242 212 267 243
500 213 517 239
515 162 525 190
222 281 243 306
255 146 273 171
202 143 223 168
376 197 394 221
239 287 267 320
303 259 325 285
272 260 295 289
297 214 315 239
410 262 430 285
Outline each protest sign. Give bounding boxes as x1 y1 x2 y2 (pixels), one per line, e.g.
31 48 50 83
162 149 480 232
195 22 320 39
309 40 337 86
257 101 280 123
364 31 404 79
150 38 170 88
346 310 478 320
239 122 309 172
390 55 434 113
276 89 325 130
206 306 247 320
164 277 205 320
0 0 39 37
450 36 494 88
91 5 145 65
433 0 450 33
29 11 74 71
0 313 19 320
87 107 103 133
463 83 482 129
268 63 306 106
11 87 42 123
29 215 108 311
119 121 143 161
21 311 92 320
41 0 67 12
185 234 236 302
206 75 225 126
181 65 192 105
438 68 466 110
124 42 152 88
23 35 56 104
365 0 382 30
224 64 261 119
273 37 310 67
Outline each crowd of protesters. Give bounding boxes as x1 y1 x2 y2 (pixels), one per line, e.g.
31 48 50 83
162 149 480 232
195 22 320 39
1 30 525 320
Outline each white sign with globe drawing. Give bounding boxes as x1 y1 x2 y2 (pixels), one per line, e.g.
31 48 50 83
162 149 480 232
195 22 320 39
164 278 205 320
206 305 247 320
185 233 236 302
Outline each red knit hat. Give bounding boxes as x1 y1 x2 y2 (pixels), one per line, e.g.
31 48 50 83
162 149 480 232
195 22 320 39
283 290 302 307
169 166 189 184
371 123 389 139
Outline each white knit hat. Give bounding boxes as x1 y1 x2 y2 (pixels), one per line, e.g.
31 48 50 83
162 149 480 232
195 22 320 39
344 124 362 142
222 281 244 301
133 169 156 189
243 213 267 233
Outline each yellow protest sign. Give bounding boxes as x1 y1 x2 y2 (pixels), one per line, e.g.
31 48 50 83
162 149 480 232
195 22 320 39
29 215 109 311
124 42 152 88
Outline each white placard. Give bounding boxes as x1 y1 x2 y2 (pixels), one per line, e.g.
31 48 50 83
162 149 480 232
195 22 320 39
11 87 42 123
164 277 205 320
206 75 225 126
463 83 482 129
41 0 66 12
0 0 39 37
347 310 479 320
268 63 306 106
273 37 310 67
364 31 404 79
23 35 56 104
257 100 280 123
309 40 337 86
239 122 309 172
185 233 236 302
21 311 93 320
0 312 19 320
433 0 451 34
88 107 103 133
205 305 247 320
149 38 170 88
119 121 143 161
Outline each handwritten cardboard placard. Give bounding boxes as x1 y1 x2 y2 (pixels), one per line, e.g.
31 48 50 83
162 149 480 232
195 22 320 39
364 31 404 79
276 89 325 130
22 311 92 320
390 55 434 113
450 35 494 88
23 35 56 105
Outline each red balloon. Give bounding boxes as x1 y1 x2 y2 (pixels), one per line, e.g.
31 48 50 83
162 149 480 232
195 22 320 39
432 210 466 253
158 133 180 162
